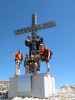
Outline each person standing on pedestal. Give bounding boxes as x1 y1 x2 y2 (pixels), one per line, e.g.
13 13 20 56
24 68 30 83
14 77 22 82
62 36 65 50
15 50 23 76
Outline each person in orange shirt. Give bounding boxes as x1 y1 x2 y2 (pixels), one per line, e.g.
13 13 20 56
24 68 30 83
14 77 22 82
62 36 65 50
15 50 23 64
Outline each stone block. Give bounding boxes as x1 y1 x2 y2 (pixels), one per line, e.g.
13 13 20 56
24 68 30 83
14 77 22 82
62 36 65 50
8 75 31 98
31 73 55 98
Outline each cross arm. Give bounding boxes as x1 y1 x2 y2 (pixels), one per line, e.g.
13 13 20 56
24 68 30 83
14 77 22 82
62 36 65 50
36 21 56 30
15 21 56 35
15 26 32 35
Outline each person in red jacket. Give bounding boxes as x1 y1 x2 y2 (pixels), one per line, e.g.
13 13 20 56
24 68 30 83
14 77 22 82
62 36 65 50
39 44 53 63
44 48 53 63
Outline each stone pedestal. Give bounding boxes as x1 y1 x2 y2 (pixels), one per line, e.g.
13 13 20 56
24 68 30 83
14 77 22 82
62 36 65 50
8 73 55 98
31 73 55 98
8 75 31 98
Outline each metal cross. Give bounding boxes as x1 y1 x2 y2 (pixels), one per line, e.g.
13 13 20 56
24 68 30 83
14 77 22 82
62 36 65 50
15 14 56 35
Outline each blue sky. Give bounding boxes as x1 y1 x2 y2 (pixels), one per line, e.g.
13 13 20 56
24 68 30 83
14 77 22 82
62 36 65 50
0 0 75 87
